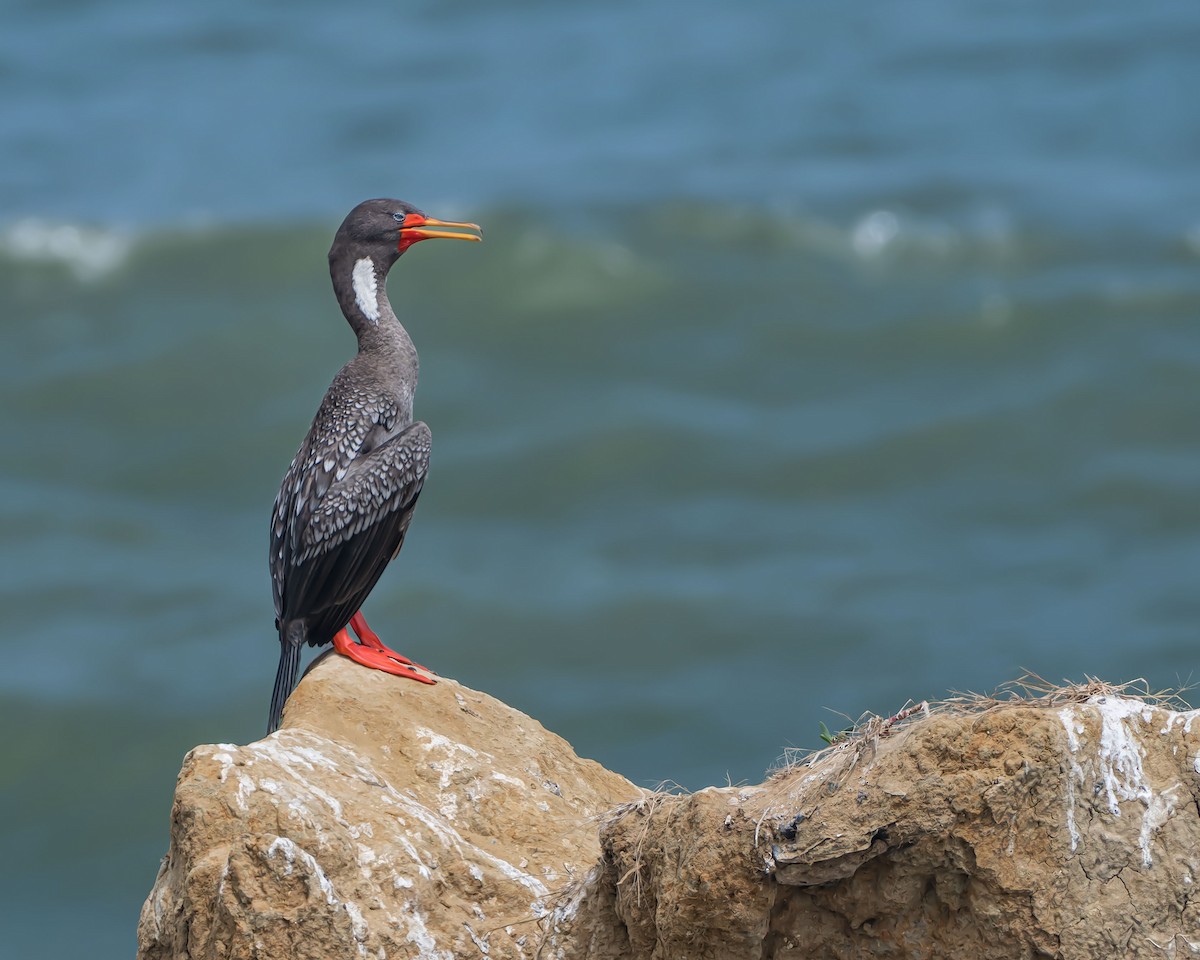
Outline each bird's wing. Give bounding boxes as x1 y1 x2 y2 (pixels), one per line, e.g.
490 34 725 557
278 419 431 644
270 388 401 621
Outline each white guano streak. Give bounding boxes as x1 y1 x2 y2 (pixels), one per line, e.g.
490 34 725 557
1059 697 1183 868
352 257 379 324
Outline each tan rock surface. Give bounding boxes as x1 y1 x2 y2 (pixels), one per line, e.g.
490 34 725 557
569 693 1200 960
137 653 640 960
141 671 1200 960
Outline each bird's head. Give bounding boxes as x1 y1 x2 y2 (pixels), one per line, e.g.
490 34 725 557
329 199 481 330
331 198 482 266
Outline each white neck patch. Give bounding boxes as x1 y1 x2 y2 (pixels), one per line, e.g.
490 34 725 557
352 257 379 324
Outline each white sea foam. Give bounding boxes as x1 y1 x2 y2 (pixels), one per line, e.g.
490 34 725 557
1 218 131 279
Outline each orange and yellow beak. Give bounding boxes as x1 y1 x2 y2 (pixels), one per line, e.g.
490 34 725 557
398 212 482 251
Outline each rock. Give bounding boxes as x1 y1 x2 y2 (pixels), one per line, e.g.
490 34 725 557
137 653 640 960
140 671 1200 960
569 692 1200 960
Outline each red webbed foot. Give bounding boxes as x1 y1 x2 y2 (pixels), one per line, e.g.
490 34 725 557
332 612 437 684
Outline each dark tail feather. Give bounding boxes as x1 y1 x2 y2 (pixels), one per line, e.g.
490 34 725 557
268 625 304 734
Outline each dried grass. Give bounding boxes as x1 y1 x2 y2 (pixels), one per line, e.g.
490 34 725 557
531 784 684 957
607 784 688 907
770 671 1190 781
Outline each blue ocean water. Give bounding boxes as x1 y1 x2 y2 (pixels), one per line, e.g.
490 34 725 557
3 2 1200 957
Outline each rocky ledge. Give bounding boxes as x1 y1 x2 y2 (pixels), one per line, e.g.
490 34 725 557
139 663 1200 960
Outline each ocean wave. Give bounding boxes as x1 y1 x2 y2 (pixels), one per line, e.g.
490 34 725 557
0 218 134 281
1 198 1194 298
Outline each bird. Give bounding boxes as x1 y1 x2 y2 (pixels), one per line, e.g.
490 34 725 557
267 198 481 734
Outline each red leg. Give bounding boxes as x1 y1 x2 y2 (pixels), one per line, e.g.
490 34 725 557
349 611 387 652
335 612 438 683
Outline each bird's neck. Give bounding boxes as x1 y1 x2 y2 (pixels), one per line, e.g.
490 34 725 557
329 250 420 384
328 249 422 403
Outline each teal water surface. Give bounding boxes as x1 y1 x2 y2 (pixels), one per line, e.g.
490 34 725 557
3 2 1200 957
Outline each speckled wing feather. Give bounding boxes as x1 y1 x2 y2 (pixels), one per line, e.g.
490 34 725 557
285 420 430 646
271 388 430 645
270 383 400 620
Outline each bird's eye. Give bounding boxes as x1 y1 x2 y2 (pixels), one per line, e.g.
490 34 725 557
393 213 405 222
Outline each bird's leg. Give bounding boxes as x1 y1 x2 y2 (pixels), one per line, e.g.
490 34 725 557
333 612 438 684
349 611 389 653
350 611 434 674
